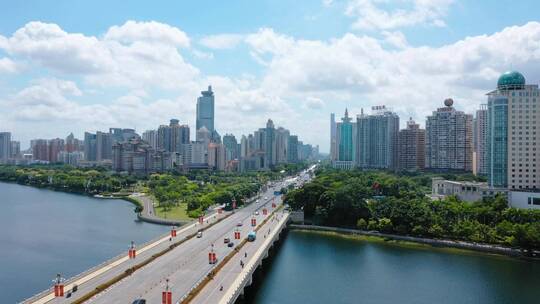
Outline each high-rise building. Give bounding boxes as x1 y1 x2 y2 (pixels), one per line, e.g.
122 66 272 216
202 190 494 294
330 113 337 161
112 138 173 175
96 131 112 161
31 139 49 162
287 135 299 163
264 119 276 168
196 85 215 140
208 143 226 171
84 132 97 161
10 141 20 159
487 94 508 188
142 130 158 149
398 118 425 171
425 99 473 172
0 132 11 163
334 109 355 169
475 104 488 176
48 138 65 163
223 134 238 161
275 127 289 164
65 133 82 153
356 106 399 170
487 71 540 191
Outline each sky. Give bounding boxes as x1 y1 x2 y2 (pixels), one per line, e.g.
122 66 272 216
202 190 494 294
0 0 539 152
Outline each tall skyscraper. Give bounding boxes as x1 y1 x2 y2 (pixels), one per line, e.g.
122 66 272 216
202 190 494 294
84 132 97 161
96 131 112 161
264 119 276 168
223 134 238 161
487 71 540 191
196 85 215 140
143 130 158 149
425 99 473 172
275 127 290 164
334 109 355 169
398 118 425 171
10 141 20 159
330 113 337 161
287 135 299 163
356 106 400 170
0 132 11 163
475 104 488 176
31 139 49 162
48 138 65 163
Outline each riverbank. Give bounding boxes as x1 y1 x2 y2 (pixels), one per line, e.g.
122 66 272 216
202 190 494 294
289 224 540 260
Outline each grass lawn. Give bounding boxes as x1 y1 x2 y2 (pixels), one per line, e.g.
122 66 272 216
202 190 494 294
155 203 192 221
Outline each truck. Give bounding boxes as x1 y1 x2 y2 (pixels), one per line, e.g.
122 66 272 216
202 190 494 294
247 231 256 242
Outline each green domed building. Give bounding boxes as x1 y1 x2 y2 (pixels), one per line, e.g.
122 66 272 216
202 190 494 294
497 71 526 90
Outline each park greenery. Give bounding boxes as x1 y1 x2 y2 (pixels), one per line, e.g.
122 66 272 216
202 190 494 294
0 162 308 219
284 167 540 251
0 165 138 194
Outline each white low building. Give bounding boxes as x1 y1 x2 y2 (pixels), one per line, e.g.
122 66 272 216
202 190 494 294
431 177 506 202
508 191 540 210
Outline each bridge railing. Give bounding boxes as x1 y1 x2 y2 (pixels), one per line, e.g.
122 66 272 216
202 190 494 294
221 213 289 304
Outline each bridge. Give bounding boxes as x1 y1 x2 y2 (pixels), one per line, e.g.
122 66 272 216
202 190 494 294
23 167 313 304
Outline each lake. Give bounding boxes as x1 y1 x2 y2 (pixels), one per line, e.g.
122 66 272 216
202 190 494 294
0 182 168 303
245 230 540 304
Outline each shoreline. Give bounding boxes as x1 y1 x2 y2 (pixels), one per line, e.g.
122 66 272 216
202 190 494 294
289 224 540 260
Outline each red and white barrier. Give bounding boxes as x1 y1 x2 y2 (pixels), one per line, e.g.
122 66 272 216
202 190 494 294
263 208 268 215
54 284 64 297
234 231 241 239
162 291 172 304
251 218 256 227
128 248 136 259
171 228 177 237
208 252 217 264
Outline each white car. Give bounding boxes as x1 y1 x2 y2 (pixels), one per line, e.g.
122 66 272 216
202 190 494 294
255 211 259 216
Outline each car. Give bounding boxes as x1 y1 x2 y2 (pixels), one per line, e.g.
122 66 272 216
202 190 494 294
224 238 230 243
65 292 72 298
254 211 259 216
227 242 234 248
132 299 146 304
236 222 243 227
197 231 203 238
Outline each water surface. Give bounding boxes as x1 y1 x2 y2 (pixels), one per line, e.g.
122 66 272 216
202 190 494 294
0 182 168 303
248 230 540 304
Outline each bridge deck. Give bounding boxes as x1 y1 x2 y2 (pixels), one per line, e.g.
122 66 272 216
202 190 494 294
192 212 289 304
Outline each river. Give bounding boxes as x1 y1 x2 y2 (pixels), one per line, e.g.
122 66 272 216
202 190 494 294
0 182 168 303
245 230 540 304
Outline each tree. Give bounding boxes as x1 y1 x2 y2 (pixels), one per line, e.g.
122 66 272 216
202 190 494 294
356 218 367 230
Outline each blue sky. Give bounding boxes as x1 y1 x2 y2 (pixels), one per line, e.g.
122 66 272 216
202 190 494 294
0 0 539 151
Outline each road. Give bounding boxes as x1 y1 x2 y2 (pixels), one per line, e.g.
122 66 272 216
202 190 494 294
87 188 283 303
25 166 315 304
192 210 290 304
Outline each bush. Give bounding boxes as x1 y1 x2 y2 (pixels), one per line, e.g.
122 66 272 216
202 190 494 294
356 218 367 230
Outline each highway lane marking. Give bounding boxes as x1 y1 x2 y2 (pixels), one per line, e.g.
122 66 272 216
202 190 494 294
28 213 220 304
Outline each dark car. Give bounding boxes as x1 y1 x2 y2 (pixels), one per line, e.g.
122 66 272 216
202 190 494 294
132 299 146 304
228 242 234 248
224 238 230 244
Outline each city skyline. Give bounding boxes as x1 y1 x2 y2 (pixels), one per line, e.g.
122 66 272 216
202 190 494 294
1 1 540 152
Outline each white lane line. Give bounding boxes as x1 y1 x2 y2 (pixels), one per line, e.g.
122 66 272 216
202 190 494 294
29 213 220 304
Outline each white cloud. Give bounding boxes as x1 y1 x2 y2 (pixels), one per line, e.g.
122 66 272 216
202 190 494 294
192 49 214 59
305 97 325 109
199 34 244 49
3 20 540 153
244 21 540 148
346 0 455 31
0 57 18 73
104 20 190 47
382 31 408 48
0 21 199 89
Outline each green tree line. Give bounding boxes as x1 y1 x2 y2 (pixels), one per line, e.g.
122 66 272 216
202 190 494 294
284 168 540 251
